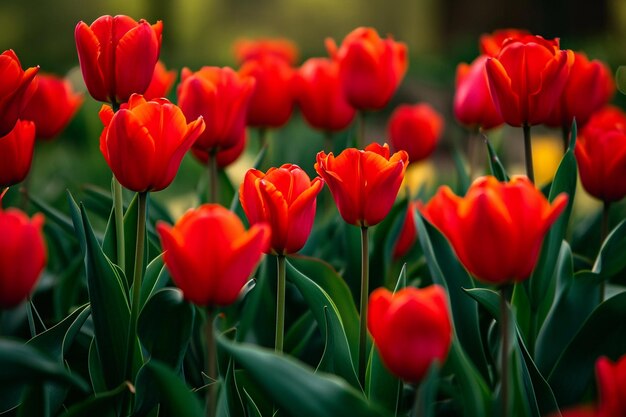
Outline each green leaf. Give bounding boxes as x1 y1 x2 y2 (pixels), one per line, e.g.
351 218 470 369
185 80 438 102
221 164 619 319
138 288 195 372
452 143 471 195
593 219 626 279
134 360 204 417
414 362 440 417
17 384 49 417
59 382 131 417
366 345 401 415
370 197 408 289
284 310 318 359
217 335 389 417
616 66 626 95
216 359 245 417
139 253 168 307
485 137 509 182
28 192 76 237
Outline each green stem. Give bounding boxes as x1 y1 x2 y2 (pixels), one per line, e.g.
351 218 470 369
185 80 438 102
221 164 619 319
208 150 219 204
600 201 611 302
275 255 286 352
125 192 148 384
523 124 535 184
358 111 366 149
358 226 370 387
500 288 510 417
324 131 333 153
205 308 217 417
561 123 571 154
468 128 479 180
113 178 126 272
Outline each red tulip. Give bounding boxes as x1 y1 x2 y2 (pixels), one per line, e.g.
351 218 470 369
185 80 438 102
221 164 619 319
392 201 421 259
0 206 46 309
388 103 443 163
0 50 39 136
192 131 247 169
0 120 36 188
157 204 270 306
177 66 254 152
454 55 503 130
368 285 452 382
479 28 530 57
295 57 356 132
75 15 162 104
143 60 177 100
233 37 298 65
239 56 295 128
423 176 567 284
545 52 614 129
575 106 626 202
596 355 626 417
21 73 83 140
240 164 323 255
485 35 574 127
327 27 408 111
99 94 205 192
315 143 408 227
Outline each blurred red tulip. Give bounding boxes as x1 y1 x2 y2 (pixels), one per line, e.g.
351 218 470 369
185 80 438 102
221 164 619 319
392 201 421 259
192 131 247 169
596 355 626 417
479 28 530 57
233 37 298 65
143 60 177 100
0 120 36 188
388 103 443 163
99 94 204 192
157 204 270 306
0 50 38 136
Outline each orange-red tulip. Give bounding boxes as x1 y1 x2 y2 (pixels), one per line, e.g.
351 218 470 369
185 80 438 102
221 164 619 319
368 285 452 382
295 57 356 132
392 201 421 259
479 28 530 57
423 176 567 284
143 60 177 100
575 106 626 203
75 15 162 104
0 50 38 136
315 143 408 227
192 131 247 169
545 52 614 129
388 103 443 163
0 120 36 188
239 56 295 128
240 164 323 255
454 55 503 130
21 73 83 140
157 204 270 306
327 27 408 111
99 94 204 192
0 206 46 309
233 37 298 65
177 67 254 152
595 355 626 417
485 35 573 127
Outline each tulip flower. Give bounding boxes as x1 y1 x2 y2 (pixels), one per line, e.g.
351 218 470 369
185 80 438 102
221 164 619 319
239 56 295 128
233 37 298 65
99 94 205 192
0 50 39 136
326 27 408 111
595 355 626 417
75 15 162 104
240 164 324 255
192 131 247 169
368 285 452 382
479 28 530 57
392 201 421 259
21 73 83 140
177 66 255 152
143 60 177 100
388 103 443 163
423 176 567 284
0 206 46 309
315 143 408 227
575 106 626 203
545 52 614 130
295 57 356 133
157 204 270 306
0 120 36 188
454 55 503 131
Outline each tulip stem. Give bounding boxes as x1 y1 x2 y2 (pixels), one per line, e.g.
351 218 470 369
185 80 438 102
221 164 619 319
468 128 479 180
125 192 148 387
275 254 287 353
600 201 611 302
500 287 510 417
358 111 367 149
358 225 370 388
113 178 126 272
324 131 333 153
208 150 219 204
523 124 535 184
205 308 217 417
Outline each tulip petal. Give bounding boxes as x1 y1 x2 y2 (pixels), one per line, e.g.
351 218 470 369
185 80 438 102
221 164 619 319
486 58 522 126
115 21 160 101
75 22 108 101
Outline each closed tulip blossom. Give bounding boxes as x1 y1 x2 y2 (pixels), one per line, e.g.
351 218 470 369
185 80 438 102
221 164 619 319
454 55 503 131
0 206 46 309
75 15 162 104
327 27 408 111
192 131 246 169
0 120 36 188
0 50 39 136
99 94 205 192
545 52 614 130
485 35 573 127
392 201 421 259
575 106 626 203
240 164 324 255
177 66 255 152
295 57 356 132
234 37 298 65
595 355 626 417
368 285 452 382
423 176 567 284
157 204 270 306
388 103 443 163
315 143 408 227
479 28 530 57
143 60 177 100
21 73 83 140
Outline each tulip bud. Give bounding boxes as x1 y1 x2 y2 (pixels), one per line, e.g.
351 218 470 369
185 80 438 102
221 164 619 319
388 103 443 163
